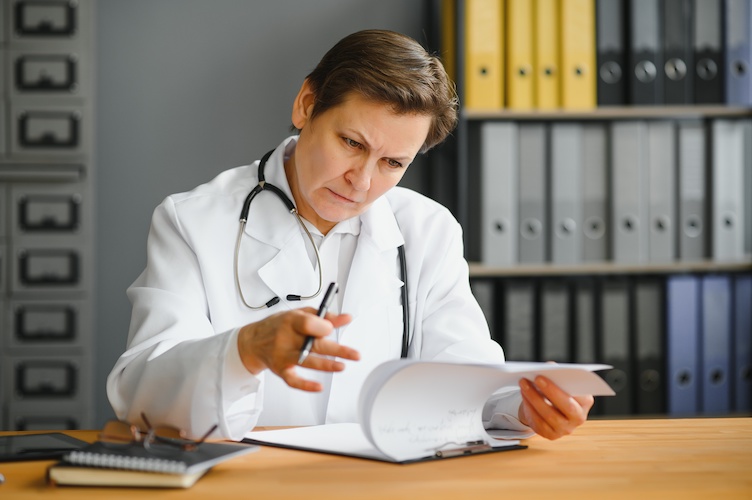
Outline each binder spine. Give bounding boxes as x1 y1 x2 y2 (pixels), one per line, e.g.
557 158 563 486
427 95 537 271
663 0 694 104
630 0 664 104
724 0 752 105
693 0 724 103
596 0 627 105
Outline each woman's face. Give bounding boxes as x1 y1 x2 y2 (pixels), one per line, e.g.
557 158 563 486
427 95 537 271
285 81 432 235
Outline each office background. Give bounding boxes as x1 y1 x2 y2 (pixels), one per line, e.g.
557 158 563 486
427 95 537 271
95 0 437 426
1 0 750 430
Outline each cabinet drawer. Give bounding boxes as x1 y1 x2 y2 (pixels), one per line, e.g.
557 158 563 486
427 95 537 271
8 299 89 349
8 0 89 46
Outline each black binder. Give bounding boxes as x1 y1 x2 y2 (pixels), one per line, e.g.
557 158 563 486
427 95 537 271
634 278 666 415
693 0 724 103
629 0 664 104
596 0 628 105
663 0 694 104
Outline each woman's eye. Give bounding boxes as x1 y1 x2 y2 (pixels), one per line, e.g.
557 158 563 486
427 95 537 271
344 138 362 149
386 159 403 168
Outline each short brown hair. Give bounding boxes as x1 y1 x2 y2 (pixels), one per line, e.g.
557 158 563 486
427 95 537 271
303 29 458 154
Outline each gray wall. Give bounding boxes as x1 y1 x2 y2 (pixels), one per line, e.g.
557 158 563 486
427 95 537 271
95 1 432 424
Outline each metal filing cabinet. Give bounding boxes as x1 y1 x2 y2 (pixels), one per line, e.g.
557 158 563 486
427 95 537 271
0 0 94 430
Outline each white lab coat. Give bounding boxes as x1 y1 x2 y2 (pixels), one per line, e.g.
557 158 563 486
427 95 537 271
107 137 528 440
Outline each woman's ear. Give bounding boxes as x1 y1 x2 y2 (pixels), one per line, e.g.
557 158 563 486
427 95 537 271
291 79 316 130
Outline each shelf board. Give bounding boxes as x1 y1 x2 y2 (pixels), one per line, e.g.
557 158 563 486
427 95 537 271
463 106 752 121
469 259 752 277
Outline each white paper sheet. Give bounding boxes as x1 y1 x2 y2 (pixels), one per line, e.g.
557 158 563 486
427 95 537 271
245 361 613 462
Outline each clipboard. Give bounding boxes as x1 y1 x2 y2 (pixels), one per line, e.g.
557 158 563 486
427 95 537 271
244 423 527 464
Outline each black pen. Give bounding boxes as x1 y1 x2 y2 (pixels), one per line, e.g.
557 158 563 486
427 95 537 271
298 282 338 365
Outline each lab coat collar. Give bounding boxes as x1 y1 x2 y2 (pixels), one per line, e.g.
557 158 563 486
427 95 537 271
247 136 406 319
243 137 301 250
244 136 405 251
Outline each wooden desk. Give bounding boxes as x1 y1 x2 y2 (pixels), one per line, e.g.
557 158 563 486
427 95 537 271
1 418 750 499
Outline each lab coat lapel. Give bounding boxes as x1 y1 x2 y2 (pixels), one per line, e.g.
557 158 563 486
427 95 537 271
242 140 319 305
327 196 405 423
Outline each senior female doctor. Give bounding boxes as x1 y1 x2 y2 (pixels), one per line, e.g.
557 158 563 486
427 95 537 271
107 30 594 442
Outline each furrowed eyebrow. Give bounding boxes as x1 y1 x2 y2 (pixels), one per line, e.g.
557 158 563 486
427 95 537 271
344 129 413 163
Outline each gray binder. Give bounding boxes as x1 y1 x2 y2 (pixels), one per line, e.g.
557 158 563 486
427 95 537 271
647 121 676 263
663 0 693 104
611 121 648 263
581 123 609 262
550 123 582 264
630 0 663 104
518 124 547 264
470 279 496 340
503 280 536 361
635 278 666 415
481 122 518 266
711 120 746 261
678 120 707 260
540 280 571 363
600 279 633 416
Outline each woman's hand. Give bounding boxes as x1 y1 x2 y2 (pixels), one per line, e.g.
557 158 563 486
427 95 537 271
517 376 594 440
237 308 360 392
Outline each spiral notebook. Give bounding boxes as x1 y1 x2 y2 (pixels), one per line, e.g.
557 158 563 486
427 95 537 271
47 440 258 488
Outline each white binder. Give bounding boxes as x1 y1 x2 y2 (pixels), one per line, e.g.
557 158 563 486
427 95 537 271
480 122 518 266
711 120 746 261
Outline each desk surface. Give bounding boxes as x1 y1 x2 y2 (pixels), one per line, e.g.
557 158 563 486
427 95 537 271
1 418 750 499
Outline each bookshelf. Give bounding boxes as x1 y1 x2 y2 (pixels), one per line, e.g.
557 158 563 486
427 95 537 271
464 105 752 121
435 0 752 419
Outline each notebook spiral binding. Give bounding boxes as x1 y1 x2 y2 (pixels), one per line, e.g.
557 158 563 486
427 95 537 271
65 450 188 474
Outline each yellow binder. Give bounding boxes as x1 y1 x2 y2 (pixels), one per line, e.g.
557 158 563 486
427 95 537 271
560 0 596 109
441 0 457 85
535 0 560 109
464 0 505 110
506 0 534 109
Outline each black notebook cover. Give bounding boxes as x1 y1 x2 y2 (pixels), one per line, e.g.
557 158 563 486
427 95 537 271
62 440 258 475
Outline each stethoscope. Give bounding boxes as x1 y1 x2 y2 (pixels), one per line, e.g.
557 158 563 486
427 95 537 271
234 149 411 358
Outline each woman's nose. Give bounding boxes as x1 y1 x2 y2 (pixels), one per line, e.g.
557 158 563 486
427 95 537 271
345 161 372 191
